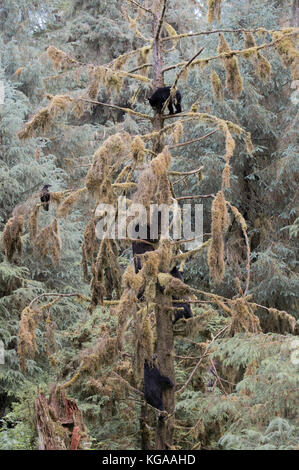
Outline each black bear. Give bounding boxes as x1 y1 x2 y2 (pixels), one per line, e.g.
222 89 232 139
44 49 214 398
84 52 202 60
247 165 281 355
170 266 193 324
40 184 51 211
148 86 182 115
144 358 174 414
132 223 157 274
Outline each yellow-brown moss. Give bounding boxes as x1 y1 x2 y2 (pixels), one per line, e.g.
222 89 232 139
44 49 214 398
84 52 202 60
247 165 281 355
57 188 87 218
17 307 38 372
47 46 78 70
210 70 224 101
218 33 243 99
207 0 222 23
208 191 230 284
34 219 62 266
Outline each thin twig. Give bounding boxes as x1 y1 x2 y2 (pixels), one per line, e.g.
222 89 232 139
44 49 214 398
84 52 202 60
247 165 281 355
127 0 154 14
169 166 203 176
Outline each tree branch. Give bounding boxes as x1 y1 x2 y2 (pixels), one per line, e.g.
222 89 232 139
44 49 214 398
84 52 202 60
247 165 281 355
77 97 151 120
29 292 89 309
169 166 203 176
112 372 144 397
169 130 217 149
161 27 285 42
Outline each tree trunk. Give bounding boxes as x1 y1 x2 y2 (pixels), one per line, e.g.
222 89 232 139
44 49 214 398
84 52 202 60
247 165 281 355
153 0 175 450
154 292 175 449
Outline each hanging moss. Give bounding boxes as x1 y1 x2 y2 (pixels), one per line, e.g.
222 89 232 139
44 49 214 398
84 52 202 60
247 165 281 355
256 52 272 80
207 0 222 23
57 188 87 218
218 34 243 99
34 219 62 266
208 191 230 284
210 70 224 102
2 215 24 262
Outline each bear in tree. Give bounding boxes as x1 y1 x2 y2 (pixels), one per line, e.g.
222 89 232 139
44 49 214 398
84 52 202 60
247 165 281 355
144 357 174 414
40 184 51 211
148 86 182 115
170 266 193 324
131 223 157 274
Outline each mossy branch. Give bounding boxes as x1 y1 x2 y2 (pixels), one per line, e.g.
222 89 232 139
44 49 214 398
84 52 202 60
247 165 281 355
168 165 203 176
176 194 215 200
28 292 90 309
161 27 273 42
162 31 299 73
77 97 151 120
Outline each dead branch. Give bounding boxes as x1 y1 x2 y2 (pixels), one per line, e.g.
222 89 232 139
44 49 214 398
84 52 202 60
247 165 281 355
169 130 217 149
161 27 285 42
